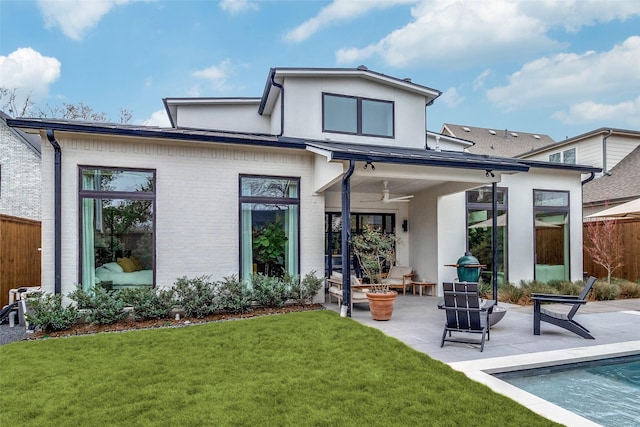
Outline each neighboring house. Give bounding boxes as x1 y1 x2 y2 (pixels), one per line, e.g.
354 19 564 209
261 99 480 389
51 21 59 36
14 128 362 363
441 123 555 157
7 66 599 304
0 111 41 220
518 128 640 217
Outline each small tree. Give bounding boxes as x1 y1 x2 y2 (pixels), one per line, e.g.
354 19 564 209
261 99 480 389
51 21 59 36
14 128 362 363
351 225 398 291
584 218 624 284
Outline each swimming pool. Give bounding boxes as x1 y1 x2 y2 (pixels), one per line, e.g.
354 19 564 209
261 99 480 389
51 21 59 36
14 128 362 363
448 342 640 426
494 355 640 427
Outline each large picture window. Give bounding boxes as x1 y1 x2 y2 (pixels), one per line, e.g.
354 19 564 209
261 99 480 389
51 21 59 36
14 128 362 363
466 187 508 285
79 167 155 291
533 190 570 282
240 176 300 280
323 93 394 137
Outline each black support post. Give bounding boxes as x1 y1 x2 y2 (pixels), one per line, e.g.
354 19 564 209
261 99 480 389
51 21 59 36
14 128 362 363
340 160 355 317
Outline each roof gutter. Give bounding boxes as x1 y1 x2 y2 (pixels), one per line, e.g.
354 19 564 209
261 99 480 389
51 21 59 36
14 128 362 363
46 129 62 295
270 71 285 137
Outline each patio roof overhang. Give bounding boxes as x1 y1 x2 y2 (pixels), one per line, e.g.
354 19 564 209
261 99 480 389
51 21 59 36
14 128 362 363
301 139 530 173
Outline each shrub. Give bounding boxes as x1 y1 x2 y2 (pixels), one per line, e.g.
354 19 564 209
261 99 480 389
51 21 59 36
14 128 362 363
477 281 492 299
591 280 620 301
172 275 219 318
119 287 175 320
217 275 253 314
83 286 128 325
617 280 640 299
68 285 94 309
498 282 526 304
289 271 324 305
251 273 290 308
25 293 79 333
555 280 583 296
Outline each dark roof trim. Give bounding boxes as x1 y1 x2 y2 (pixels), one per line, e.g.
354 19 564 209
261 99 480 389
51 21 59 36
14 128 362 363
519 158 601 173
6 118 306 150
1 111 42 155
300 139 530 172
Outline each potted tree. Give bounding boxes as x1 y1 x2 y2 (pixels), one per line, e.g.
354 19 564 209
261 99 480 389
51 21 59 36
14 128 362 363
351 225 399 321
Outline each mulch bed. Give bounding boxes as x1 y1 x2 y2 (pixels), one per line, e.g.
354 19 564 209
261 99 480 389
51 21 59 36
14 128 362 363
29 303 325 340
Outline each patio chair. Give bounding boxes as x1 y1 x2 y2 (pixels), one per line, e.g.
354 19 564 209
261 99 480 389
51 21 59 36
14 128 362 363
327 272 369 307
380 265 414 295
440 281 491 352
532 276 596 339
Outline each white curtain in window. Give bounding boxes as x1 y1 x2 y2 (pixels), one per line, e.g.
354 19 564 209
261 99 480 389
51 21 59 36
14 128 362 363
81 176 96 291
285 205 299 277
241 204 253 283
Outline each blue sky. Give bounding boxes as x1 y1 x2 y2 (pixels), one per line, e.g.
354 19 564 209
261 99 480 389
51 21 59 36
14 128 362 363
1 0 639 141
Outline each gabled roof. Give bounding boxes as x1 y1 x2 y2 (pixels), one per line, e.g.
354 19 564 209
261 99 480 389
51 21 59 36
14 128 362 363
520 127 640 158
0 111 41 155
442 123 555 158
260 66 442 115
583 145 640 205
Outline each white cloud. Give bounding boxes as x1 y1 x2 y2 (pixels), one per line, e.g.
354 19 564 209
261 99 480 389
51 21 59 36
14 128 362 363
142 109 171 127
37 0 143 41
487 36 640 111
0 47 61 102
472 70 493 91
284 0 416 43
219 0 258 15
552 96 640 127
192 59 234 92
334 0 640 67
439 87 464 108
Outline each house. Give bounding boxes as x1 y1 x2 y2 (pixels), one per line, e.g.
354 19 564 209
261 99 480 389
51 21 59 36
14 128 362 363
0 111 42 220
7 67 599 308
517 128 640 217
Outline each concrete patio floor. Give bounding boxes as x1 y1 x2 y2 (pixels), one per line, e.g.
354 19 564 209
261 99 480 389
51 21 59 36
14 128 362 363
323 293 640 427
323 293 640 363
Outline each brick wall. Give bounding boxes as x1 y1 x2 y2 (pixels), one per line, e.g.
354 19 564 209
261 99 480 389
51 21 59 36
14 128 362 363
0 124 41 221
40 135 325 299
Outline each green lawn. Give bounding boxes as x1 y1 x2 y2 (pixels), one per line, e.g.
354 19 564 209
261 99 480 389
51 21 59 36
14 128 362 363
0 310 558 426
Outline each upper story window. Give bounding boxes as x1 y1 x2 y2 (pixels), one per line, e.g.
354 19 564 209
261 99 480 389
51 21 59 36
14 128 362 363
322 93 394 138
549 147 576 164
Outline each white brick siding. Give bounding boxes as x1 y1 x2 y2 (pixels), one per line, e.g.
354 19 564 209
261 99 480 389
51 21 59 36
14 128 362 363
0 124 41 220
40 135 325 298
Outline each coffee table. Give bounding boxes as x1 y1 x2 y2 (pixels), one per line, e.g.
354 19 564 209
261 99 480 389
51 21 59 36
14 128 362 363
412 280 436 296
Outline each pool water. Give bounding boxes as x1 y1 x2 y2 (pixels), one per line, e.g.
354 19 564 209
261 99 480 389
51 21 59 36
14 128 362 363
495 355 640 427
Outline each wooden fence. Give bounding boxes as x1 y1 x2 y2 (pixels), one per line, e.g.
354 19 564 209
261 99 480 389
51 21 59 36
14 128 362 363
583 218 640 282
0 214 41 307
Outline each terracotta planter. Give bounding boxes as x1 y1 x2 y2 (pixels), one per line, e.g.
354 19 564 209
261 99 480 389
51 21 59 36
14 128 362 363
366 290 398 321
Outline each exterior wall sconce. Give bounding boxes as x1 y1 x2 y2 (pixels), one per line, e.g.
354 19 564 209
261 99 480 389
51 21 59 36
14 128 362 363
402 219 408 232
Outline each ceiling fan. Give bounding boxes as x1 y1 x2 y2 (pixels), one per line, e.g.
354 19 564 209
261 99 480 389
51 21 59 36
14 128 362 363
361 181 414 203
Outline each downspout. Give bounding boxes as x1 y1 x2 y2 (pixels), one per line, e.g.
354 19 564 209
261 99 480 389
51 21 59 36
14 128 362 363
340 160 356 318
602 129 612 176
270 73 285 137
46 129 62 295
491 182 498 304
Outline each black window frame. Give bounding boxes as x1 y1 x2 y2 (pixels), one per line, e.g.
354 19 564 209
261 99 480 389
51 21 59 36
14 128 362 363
465 186 509 283
78 165 157 288
322 92 395 138
238 174 301 280
532 189 570 281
